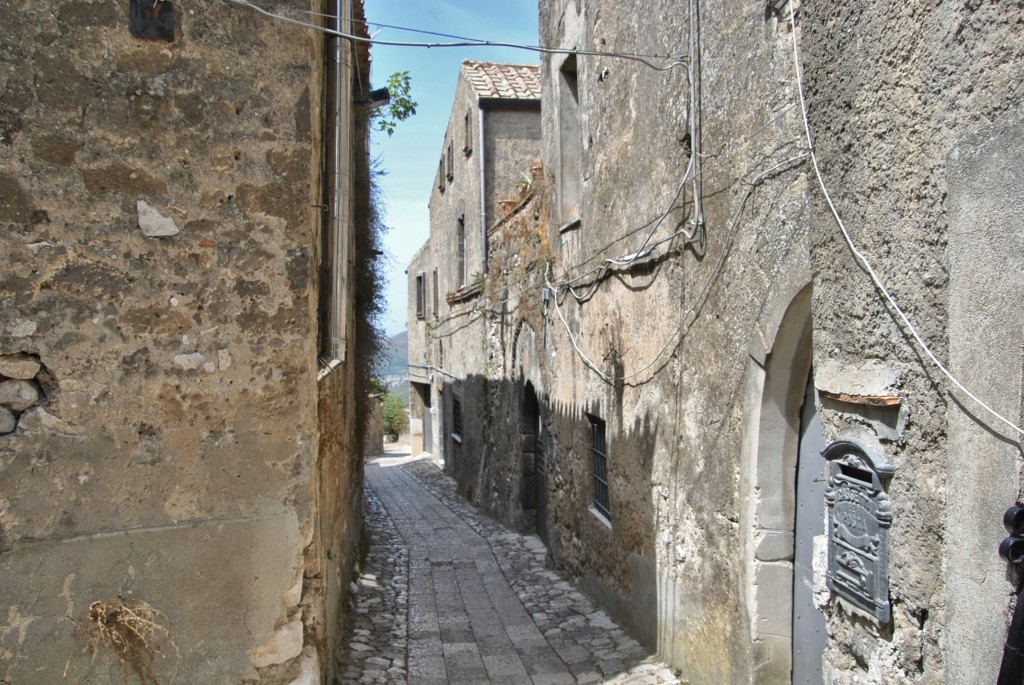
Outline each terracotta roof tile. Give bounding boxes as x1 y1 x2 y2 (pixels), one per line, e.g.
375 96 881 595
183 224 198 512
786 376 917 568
462 60 541 101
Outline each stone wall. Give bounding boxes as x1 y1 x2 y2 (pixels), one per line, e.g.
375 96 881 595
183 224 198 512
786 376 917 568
534 1 812 677
0 1 369 682
408 64 542 492
401 2 1023 683
476 187 549 532
470 1 1024 684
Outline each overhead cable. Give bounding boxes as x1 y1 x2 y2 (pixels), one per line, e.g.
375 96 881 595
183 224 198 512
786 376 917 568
786 3 1024 439
549 153 809 385
223 0 688 71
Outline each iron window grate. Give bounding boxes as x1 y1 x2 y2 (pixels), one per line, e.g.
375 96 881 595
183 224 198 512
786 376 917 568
590 415 610 520
452 395 463 440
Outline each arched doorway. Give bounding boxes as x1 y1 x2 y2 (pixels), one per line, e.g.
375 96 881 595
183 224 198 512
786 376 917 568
741 282 826 684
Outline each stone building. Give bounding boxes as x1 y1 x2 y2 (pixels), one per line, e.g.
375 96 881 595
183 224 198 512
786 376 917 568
0 1 377 682
407 60 541 514
410 1 1024 684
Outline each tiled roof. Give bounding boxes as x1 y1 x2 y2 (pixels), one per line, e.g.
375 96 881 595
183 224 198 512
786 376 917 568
462 61 541 101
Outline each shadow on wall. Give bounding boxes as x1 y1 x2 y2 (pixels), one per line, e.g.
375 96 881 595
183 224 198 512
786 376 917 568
442 372 662 651
362 451 668 684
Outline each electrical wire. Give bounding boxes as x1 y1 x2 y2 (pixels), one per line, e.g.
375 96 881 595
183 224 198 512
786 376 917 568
549 153 809 385
222 0 688 72
562 155 696 303
547 263 616 383
698 102 798 164
356 19 496 45
430 151 805 384
434 107 800 323
785 2 1024 439
549 107 802 292
267 4 503 44
263 5 484 42
427 131 804 383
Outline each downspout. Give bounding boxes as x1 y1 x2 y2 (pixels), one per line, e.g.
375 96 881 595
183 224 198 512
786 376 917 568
331 0 347 361
321 0 349 380
478 105 488 273
688 0 705 250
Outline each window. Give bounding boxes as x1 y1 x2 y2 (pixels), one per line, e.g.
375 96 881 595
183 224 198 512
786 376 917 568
415 272 426 320
446 143 454 181
589 415 610 521
452 395 463 442
456 216 466 288
432 269 439 319
438 158 445 193
463 111 473 156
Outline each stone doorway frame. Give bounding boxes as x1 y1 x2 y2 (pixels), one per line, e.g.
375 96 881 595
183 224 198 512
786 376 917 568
739 282 813 684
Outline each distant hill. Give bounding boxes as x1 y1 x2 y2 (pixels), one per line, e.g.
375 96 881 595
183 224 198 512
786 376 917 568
377 330 408 379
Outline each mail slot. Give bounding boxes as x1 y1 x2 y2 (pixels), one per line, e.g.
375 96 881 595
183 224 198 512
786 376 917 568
822 437 895 624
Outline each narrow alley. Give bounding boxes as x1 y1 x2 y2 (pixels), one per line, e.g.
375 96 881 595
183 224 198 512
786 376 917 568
339 446 682 685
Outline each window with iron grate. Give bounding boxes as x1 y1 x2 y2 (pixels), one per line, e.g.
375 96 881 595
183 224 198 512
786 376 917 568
589 415 610 521
452 395 463 442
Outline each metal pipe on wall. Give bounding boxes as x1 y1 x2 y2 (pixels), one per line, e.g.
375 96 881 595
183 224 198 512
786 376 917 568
478 106 488 273
329 0 345 361
688 0 705 245
326 0 352 366
320 0 352 381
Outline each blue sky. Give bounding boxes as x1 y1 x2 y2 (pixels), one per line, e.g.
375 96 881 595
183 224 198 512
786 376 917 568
363 0 540 336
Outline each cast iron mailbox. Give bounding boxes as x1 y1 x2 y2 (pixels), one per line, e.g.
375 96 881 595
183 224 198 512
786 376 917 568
822 438 895 624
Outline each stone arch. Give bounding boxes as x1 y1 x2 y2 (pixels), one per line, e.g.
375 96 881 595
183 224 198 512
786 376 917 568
739 280 814 685
510 318 540 381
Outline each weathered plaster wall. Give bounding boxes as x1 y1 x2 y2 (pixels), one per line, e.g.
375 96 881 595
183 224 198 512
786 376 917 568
403 2 1022 684
0 1 366 682
944 105 1024 685
483 107 543 230
430 73 484 291
802 3 1024 683
536 1 812 679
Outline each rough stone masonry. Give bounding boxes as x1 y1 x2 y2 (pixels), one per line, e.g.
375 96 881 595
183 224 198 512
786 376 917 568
0 1 370 683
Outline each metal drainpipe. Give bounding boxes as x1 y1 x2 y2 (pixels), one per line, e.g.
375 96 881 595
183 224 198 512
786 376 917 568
688 0 705 243
478 106 488 273
329 0 346 362
320 0 348 381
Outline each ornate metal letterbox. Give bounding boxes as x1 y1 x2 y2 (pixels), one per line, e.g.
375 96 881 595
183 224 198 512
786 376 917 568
822 438 895 624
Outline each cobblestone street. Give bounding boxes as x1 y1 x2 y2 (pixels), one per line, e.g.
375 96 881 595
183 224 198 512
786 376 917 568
338 446 682 684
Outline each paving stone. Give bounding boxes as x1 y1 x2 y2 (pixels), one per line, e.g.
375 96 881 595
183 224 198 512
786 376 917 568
336 446 683 684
